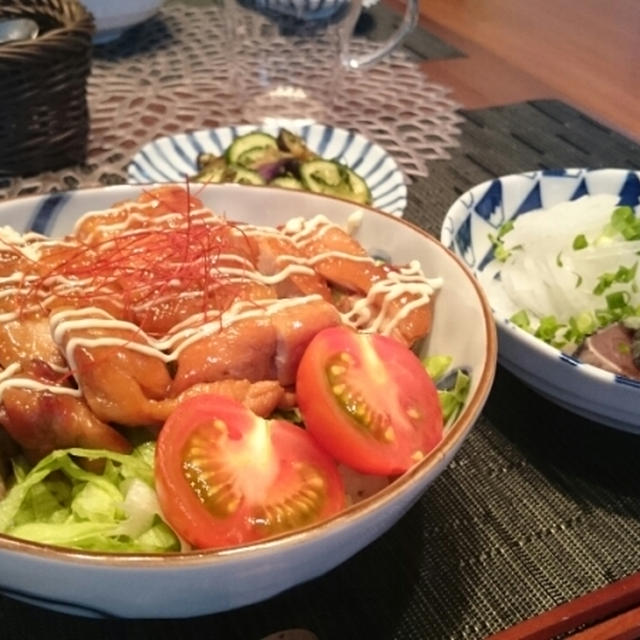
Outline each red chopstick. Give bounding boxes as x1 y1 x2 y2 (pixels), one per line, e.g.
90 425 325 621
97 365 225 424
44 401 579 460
486 571 640 640
570 603 640 640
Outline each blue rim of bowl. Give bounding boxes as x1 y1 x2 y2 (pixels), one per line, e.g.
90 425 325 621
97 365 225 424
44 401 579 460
126 124 408 217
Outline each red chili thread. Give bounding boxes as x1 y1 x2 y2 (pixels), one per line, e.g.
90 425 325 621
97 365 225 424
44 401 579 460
11 187 248 333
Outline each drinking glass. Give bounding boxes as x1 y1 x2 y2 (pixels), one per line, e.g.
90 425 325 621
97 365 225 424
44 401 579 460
224 0 418 123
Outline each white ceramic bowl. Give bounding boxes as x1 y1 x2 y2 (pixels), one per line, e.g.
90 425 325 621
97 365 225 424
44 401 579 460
441 168 640 433
81 0 163 44
0 184 496 618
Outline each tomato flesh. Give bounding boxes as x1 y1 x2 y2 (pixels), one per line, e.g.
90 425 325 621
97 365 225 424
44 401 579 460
296 326 444 475
155 394 344 549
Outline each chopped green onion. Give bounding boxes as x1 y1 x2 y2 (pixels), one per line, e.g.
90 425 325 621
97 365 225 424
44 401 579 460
617 262 638 283
592 263 635 295
610 206 640 240
594 271 616 295
488 221 518 263
572 233 588 250
606 290 630 309
497 220 514 239
494 244 512 262
510 309 531 331
535 315 561 342
569 311 598 337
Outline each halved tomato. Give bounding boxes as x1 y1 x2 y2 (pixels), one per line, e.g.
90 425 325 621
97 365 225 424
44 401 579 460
296 326 443 476
155 394 345 549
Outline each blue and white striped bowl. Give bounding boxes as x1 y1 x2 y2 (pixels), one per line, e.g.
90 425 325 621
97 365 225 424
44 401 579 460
441 168 640 433
127 123 408 217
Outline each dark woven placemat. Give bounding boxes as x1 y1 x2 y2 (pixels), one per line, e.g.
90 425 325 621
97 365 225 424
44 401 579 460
406 100 640 228
2 99 640 640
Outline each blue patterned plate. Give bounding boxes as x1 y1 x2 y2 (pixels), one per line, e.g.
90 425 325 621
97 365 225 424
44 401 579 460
127 123 408 217
441 168 640 433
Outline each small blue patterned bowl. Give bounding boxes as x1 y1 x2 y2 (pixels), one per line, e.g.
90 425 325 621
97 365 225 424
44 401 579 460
127 123 408 217
239 0 349 21
441 168 640 433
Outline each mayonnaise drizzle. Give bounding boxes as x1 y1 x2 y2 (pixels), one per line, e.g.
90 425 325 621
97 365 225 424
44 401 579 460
344 261 442 334
49 295 325 376
0 362 80 398
0 195 442 402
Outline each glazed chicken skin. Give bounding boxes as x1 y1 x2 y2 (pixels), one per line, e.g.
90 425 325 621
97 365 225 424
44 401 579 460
0 186 440 462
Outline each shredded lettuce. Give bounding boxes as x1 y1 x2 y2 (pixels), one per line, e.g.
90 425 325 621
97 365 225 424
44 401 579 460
423 354 453 381
0 443 179 553
422 355 471 425
437 369 471 424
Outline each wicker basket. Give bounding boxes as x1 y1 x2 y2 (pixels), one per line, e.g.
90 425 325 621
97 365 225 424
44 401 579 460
0 0 94 177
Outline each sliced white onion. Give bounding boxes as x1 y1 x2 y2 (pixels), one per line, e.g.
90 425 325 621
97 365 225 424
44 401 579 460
487 194 640 323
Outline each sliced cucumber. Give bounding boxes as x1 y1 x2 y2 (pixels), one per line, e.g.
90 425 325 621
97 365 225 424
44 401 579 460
270 175 304 190
193 156 230 183
235 146 277 169
227 165 265 185
226 132 278 165
299 160 372 204
192 129 372 203
300 160 346 190
277 129 317 162
196 152 218 171
343 167 372 205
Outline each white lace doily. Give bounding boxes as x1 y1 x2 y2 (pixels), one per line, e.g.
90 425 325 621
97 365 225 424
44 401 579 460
0 3 462 199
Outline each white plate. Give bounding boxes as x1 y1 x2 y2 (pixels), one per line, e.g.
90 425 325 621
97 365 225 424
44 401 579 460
127 123 408 216
0 183 495 618
441 167 640 433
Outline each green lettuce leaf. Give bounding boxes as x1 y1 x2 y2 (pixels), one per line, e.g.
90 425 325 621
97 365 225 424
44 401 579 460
0 443 179 553
422 355 472 425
